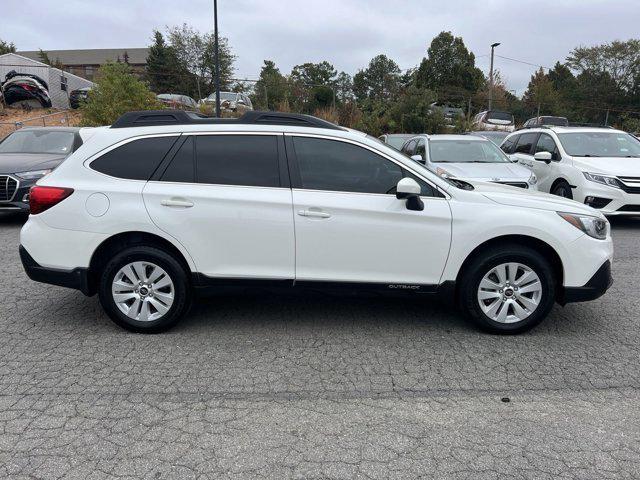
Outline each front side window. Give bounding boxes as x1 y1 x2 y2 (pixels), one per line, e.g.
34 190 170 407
415 139 426 160
195 135 280 187
402 139 417 156
293 137 403 194
91 136 178 180
557 132 640 158
535 133 559 160
501 135 518 154
514 133 538 155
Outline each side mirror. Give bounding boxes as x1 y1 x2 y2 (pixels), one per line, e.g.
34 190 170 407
508 154 519 163
396 178 424 211
410 154 425 164
534 151 552 164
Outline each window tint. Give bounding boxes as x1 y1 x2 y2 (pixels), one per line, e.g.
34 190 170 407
402 170 438 197
514 133 538 155
195 135 280 187
293 137 403 194
161 137 194 182
91 136 177 180
501 135 518 154
535 133 559 160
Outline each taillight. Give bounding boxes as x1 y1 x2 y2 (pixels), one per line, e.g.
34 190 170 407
18 83 36 91
29 186 74 215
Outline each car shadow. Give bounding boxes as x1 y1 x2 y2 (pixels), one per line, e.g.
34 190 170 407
0 212 28 225
609 216 640 230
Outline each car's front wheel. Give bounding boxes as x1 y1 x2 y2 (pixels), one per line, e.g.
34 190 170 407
459 245 556 334
98 246 191 333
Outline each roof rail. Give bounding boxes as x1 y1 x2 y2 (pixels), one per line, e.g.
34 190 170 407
111 110 345 130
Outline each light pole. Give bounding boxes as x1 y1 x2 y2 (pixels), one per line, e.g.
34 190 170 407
488 42 500 111
213 0 221 117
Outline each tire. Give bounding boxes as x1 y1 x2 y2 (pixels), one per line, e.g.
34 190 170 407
552 181 573 199
459 245 556 334
98 246 191 333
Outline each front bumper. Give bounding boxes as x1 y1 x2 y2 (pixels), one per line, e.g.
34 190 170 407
575 182 640 216
20 245 92 295
560 260 612 304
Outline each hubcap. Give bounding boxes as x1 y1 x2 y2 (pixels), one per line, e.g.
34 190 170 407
112 261 174 322
477 262 542 324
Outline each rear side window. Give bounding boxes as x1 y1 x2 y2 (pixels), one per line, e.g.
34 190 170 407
514 133 538 155
91 136 178 180
161 137 194 183
195 135 280 187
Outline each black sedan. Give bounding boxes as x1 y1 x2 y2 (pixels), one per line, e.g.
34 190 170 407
0 127 84 213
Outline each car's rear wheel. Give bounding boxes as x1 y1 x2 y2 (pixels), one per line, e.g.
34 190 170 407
552 181 572 199
459 245 556 334
98 246 191 333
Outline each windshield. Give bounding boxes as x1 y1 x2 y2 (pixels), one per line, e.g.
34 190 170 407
208 92 237 101
429 139 510 163
0 130 75 155
386 136 411 149
487 111 514 123
473 131 508 145
557 132 640 158
540 116 568 126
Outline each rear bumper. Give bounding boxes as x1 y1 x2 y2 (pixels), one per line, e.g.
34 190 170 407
560 260 612 304
20 245 92 295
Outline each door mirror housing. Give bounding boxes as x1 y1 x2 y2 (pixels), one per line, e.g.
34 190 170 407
534 151 552 163
410 154 425 164
396 177 424 211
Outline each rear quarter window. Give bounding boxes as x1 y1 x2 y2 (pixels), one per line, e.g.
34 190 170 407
91 136 178 180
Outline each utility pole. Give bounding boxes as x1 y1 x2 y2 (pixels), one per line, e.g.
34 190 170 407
604 109 610 126
213 0 221 117
488 42 500 111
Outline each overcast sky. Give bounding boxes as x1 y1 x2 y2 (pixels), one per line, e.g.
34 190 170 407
4 0 639 94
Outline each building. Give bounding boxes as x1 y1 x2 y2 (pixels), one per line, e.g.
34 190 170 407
16 48 149 81
0 53 94 109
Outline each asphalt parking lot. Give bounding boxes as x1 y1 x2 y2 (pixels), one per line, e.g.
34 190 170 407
0 213 639 479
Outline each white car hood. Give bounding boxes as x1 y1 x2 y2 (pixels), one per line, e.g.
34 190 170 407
572 157 640 177
470 181 599 216
433 162 531 181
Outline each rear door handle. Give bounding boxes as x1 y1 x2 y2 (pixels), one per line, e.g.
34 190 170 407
161 198 194 208
298 209 331 219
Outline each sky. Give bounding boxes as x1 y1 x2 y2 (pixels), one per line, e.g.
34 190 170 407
3 0 639 95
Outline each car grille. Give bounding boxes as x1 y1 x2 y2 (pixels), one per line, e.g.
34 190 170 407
0 175 18 202
617 176 640 194
496 181 528 189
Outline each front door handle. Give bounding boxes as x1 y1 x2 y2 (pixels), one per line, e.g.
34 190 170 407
161 198 194 208
298 209 331 219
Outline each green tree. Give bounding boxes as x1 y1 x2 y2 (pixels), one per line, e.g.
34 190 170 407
37 49 63 69
80 62 160 126
415 31 484 96
0 38 16 55
353 54 401 102
252 60 288 110
289 61 338 112
145 30 194 95
522 68 561 116
290 61 337 86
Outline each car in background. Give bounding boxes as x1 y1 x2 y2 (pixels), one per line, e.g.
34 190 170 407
69 87 93 109
467 130 510 146
523 116 569 128
472 110 515 132
378 133 414 150
401 134 537 189
157 94 198 111
429 103 465 127
501 126 640 215
200 92 253 114
0 127 88 213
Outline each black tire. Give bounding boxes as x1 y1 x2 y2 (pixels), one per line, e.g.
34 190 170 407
459 244 556 334
98 246 191 333
552 181 573 199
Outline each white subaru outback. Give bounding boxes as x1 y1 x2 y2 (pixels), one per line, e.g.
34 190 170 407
502 126 640 215
20 111 613 334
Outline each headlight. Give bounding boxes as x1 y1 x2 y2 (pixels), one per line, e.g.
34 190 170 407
528 173 537 185
15 169 52 180
558 212 609 240
583 172 623 189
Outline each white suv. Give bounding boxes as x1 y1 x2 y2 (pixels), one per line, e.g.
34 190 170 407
20 110 613 334
502 126 640 215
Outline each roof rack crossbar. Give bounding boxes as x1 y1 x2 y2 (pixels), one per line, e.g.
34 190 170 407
111 110 345 130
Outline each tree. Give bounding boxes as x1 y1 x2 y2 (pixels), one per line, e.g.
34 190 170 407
415 32 484 96
37 49 63 69
522 68 561 116
145 30 193 95
80 62 160 126
252 60 288 110
352 54 401 102
567 39 640 93
0 38 16 55
290 61 337 86
289 61 338 112
166 24 236 96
